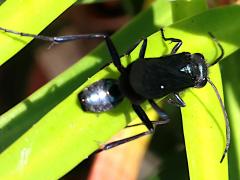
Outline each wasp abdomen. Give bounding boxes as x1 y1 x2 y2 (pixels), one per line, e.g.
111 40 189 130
78 79 124 112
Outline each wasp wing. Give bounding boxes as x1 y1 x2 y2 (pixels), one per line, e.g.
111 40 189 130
129 53 195 99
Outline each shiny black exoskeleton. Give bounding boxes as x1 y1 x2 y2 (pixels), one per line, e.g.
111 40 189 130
0 27 229 163
79 79 123 112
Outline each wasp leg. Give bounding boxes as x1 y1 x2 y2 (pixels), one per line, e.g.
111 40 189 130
126 120 168 128
139 38 147 58
123 37 145 57
50 34 125 74
148 99 170 121
160 28 182 54
126 100 170 128
125 38 147 59
95 103 169 153
167 93 186 107
132 104 154 131
125 39 142 55
0 27 125 73
95 130 153 153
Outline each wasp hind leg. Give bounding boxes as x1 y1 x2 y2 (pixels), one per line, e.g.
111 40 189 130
167 93 186 107
95 101 169 153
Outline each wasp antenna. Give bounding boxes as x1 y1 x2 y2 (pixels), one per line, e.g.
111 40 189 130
208 32 224 67
207 78 230 163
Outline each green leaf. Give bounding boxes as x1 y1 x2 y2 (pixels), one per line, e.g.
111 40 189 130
168 5 240 180
171 0 207 21
170 1 227 179
221 50 240 180
181 65 228 179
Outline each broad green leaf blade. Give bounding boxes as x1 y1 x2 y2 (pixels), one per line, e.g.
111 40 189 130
166 5 240 180
181 65 227 180
171 0 225 179
221 50 240 180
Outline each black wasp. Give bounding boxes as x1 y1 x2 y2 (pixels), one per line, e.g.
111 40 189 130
0 27 230 163
78 29 230 163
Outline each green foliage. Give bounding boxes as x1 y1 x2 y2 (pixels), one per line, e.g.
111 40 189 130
0 0 239 179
